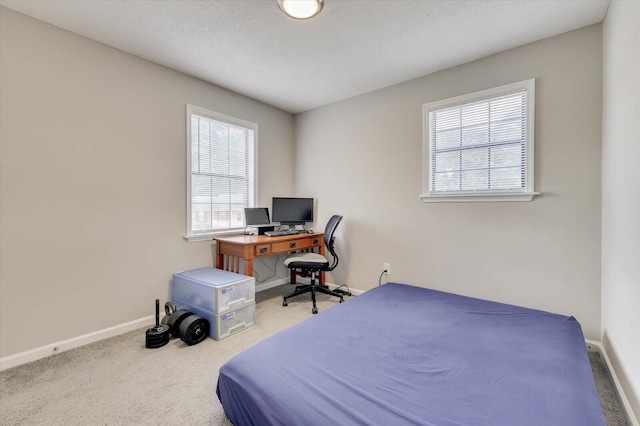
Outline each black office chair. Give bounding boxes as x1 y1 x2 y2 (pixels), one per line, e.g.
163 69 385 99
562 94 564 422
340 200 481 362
283 215 351 314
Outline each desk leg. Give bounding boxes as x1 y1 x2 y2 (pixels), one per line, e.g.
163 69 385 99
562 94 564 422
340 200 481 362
244 259 253 277
217 254 243 274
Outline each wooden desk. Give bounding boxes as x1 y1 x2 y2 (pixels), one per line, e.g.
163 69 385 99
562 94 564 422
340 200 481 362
214 232 325 284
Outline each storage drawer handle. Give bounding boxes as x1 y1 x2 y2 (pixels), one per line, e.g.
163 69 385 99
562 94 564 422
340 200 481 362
313 239 319 245
228 323 247 334
289 242 297 248
228 298 247 309
259 247 268 253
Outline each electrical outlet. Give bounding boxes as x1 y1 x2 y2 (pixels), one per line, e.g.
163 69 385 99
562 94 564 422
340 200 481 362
383 262 391 275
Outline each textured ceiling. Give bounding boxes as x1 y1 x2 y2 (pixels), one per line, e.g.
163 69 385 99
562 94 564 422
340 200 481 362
1 0 610 113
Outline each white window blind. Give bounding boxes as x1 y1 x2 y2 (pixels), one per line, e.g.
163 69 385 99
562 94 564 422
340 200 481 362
186 106 256 240
421 79 538 202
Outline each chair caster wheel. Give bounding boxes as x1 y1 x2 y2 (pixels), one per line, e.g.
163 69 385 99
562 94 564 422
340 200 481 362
283 299 288 307
312 307 318 314
346 292 352 296
339 298 344 303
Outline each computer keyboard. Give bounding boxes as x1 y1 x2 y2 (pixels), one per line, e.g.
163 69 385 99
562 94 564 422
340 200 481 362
265 230 301 237
264 231 288 237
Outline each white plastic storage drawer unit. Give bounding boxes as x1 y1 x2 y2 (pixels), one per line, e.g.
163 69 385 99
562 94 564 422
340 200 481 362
172 267 255 314
173 298 255 340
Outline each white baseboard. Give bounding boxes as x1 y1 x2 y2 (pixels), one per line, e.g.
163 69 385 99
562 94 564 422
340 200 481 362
0 315 155 372
9 293 633 425
1 280 363 372
586 339 601 353
254 278 288 293
256 276 365 296
585 339 639 426
326 282 365 296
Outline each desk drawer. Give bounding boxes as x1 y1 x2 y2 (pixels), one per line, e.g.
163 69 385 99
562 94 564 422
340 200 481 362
272 238 315 253
255 244 271 256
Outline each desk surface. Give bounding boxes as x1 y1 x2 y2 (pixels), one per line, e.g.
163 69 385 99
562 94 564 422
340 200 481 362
214 232 324 244
214 232 325 283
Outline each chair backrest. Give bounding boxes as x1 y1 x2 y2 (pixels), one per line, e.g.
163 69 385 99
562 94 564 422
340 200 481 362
323 215 343 271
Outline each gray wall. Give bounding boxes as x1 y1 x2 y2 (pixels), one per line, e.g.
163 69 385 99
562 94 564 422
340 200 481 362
602 0 640 420
295 25 603 339
0 8 295 358
4 11 637 419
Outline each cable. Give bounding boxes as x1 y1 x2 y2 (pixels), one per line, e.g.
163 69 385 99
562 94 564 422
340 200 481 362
254 254 286 283
378 269 387 286
253 257 274 283
333 283 351 295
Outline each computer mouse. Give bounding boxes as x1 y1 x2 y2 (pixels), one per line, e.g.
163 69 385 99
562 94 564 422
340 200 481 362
307 229 313 233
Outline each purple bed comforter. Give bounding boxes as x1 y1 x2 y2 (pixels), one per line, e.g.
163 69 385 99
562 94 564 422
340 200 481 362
217 283 605 425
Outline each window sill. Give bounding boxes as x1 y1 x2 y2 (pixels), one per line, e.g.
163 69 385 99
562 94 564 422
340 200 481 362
420 192 540 203
184 230 244 242
184 234 214 243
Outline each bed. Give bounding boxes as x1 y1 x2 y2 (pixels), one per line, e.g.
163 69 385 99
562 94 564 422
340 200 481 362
216 283 605 425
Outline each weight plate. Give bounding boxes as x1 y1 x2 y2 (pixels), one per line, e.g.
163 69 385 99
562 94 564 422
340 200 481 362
179 315 210 346
161 315 170 327
145 324 170 349
168 309 193 337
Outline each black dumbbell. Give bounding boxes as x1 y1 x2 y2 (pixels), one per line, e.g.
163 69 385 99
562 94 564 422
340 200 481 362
179 314 210 346
161 301 209 346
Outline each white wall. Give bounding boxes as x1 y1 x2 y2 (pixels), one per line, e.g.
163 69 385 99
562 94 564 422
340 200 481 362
602 0 640 420
295 25 603 339
0 8 295 358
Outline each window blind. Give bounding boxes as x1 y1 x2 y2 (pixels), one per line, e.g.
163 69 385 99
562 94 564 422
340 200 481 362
190 113 254 234
429 90 528 194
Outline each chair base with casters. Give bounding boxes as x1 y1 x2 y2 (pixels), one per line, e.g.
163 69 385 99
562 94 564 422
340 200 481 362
282 252 347 314
282 270 345 315
288 267 353 297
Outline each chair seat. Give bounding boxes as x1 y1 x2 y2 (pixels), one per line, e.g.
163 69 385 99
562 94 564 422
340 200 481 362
284 252 329 270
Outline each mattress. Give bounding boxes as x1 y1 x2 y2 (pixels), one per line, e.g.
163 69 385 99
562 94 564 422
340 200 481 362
216 283 605 425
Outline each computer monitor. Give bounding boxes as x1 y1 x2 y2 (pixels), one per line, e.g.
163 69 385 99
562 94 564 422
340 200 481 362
244 207 270 226
272 197 313 226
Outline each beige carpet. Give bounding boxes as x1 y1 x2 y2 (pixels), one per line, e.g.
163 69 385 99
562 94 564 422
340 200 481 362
0 284 629 425
0 285 336 425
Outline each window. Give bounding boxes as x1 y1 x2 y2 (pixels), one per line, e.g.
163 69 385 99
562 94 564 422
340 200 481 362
186 105 257 241
421 79 538 202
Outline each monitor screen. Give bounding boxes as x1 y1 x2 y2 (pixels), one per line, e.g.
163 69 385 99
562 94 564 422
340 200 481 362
272 197 313 225
244 208 271 226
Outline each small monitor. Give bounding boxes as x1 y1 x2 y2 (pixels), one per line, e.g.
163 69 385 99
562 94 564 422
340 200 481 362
272 197 313 225
244 207 270 226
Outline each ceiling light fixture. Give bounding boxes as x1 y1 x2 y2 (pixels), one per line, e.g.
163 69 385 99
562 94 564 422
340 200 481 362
277 0 324 20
